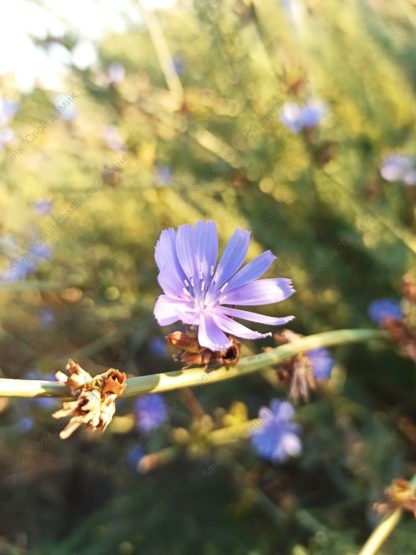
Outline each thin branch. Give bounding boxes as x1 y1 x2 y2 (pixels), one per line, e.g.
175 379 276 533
0 329 388 399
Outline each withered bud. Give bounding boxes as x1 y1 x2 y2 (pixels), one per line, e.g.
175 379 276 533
403 275 416 302
166 331 240 368
272 331 317 403
53 359 126 439
382 317 416 363
374 478 416 517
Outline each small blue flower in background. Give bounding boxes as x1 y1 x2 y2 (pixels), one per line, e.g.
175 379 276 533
280 101 327 133
251 399 301 464
39 309 55 326
172 56 184 75
32 200 53 215
19 416 34 434
380 154 416 186
105 62 125 85
148 336 168 358
307 348 334 381
154 221 294 351
135 394 168 433
0 128 16 149
2 259 35 281
0 97 19 127
103 124 125 151
127 445 145 471
31 242 53 261
154 164 172 186
0 242 52 282
368 298 403 325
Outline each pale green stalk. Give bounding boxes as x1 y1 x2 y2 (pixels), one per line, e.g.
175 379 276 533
358 475 416 555
0 329 388 399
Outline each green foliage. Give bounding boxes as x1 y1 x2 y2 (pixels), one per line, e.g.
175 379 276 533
1 0 416 553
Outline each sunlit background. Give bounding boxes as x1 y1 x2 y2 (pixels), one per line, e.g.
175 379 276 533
1 0 416 553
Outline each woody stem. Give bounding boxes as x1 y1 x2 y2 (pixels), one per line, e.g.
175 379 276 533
0 328 388 399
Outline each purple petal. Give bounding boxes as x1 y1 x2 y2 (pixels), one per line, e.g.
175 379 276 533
155 228 186 296
220 306 294 326
154 295 196 326
271 400 295 421
193 221 218 290
212 312 271 340
275 432 302 459
220 278 295 306
198 313 231 351
210 228 250 291
224 250 275 292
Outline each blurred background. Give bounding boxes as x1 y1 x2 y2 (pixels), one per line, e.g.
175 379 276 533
1 0 416 553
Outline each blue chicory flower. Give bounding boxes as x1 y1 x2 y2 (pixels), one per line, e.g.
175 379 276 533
280 101 326 133
32 200 53 215
106 62 125 85
135 394 168 433
39 309 55 326
155 164 172 186
307 348 334 381
103 124 125 151
31 242 53 261
0 98 19 127
368 298 403 325
127 445 145 470
251 399 301 464
172 57 184 75
380 154 416 186
148 336 168 358
0 128 16 149
19 416 34 434
154 221 294 351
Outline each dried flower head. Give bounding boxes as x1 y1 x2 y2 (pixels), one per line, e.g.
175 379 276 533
374 478 416 517
167 329 241 368
273 331 334 402
53 359 126 439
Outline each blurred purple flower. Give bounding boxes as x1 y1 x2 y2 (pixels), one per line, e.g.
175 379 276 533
172 57 184 75
19 416 34 434
154 221 294 351
31 242 52 261
148 336 168 358
380 154 416 186
103 124 125 151
0 98 19 126
0 128 16 149
251 399 301 464
106 62 125 85
308 348 334 381
135 394 168 433
127 445 145 470
0 242 52 282
32 200 53 215
368 298 403 325
39 309 55 326
280 101 326 133
155 165 172 186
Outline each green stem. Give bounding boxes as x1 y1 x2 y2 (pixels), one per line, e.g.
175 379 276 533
0 328 388 399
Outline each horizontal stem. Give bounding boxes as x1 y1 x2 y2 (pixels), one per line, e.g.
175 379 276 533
0 329 388 399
